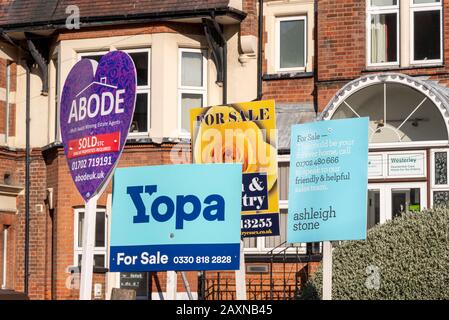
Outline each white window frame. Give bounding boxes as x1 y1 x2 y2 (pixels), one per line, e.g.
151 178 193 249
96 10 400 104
431 148 449 188
178 48 208 137
430 148 449 208
369 182 427 222
73 207 107 269
52 55 61 143
4 62 11 144
410 0 443 65
77 48 152 137
366 1 400 67
275 16 307 73
1 226 8 289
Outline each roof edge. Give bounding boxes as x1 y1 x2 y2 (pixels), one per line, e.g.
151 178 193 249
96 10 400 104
0 6 247 32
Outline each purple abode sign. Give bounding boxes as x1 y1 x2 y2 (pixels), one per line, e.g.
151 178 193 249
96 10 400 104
60 51 137 201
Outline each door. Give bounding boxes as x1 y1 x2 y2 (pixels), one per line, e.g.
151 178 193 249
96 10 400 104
367 189 381 229
368 182 427 228
386 183 426 220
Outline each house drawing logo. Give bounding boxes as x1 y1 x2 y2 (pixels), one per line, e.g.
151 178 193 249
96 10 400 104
75 77 118 98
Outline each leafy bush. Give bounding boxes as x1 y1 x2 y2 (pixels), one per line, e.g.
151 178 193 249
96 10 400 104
300 207 449 300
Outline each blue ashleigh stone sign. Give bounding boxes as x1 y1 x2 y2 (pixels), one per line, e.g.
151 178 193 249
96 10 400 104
287 118 369 243
109 163 242 272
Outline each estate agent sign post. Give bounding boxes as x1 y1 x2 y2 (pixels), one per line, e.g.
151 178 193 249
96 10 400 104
288 118 369 300
190 100 280 299
60 51 137 300
109 163 242 300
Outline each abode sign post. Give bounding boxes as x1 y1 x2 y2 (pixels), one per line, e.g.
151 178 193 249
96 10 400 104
60 51 137 300
288 118 369 300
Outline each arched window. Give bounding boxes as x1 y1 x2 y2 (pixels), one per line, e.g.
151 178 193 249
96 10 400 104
321 74 449 144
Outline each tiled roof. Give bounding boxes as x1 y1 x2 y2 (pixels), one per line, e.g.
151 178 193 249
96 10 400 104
0 0 238 29
276 103 316 151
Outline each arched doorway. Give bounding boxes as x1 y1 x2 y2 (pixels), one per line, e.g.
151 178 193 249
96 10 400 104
319 73 449 228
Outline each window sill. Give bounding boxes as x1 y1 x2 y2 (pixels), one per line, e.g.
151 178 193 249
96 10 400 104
263 71 314 81
93 266 109 274
410 62 444 68
68 265 109 274
363 64 445 73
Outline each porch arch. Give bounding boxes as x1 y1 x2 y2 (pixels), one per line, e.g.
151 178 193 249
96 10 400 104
319 73 449 146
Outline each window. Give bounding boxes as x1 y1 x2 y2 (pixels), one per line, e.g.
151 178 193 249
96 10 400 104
79 49 151 135
126 49 151 134
367 0 399 66
411 0 442 64
74 208 107 269
331 82 448 144
4 62 11 143
276 16 307 71
53 58 60 142
431 149 449 208
178 48 207 135
1 226 8 289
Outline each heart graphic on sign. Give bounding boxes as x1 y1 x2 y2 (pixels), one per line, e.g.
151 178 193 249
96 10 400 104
60 51 137 202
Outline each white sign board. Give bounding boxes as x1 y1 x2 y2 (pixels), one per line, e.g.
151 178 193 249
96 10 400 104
388 153 425 177
368 154 383 177
368 151 426 179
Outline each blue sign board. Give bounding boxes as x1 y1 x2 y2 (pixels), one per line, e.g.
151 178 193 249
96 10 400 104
110 163 242 272
287 118 369 243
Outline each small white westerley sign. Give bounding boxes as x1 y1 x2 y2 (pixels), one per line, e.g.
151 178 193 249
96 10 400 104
368 152 425 178
387 153 424 177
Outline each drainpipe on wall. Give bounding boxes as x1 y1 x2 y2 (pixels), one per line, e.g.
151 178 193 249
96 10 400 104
257 0 264 101
0 30 49 295
23 34 49 296
203 14 228 104
24 59 32 295
223 38 228 105
0 30 32 295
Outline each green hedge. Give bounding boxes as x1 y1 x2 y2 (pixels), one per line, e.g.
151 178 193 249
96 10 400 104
300 207 449 300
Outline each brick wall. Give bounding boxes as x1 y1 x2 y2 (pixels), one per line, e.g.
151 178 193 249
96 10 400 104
14 151 51 299
316 0 365 82
241 0 257 36
316 0 449 112
263 77 314 104
316 81 345 113
0 147 50 299
44 142 194 299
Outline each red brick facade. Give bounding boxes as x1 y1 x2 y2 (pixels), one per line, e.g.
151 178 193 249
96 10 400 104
5 0 449 300
0 148 50 299
263 77 314 104
241 0 257 36
42 143 199 299
316 0 449 111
